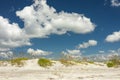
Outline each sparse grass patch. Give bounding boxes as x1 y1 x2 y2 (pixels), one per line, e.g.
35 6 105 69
0 61 4 66
59 59 75 66
0 60 10 66
38 58 52 67
74 60 94 65
10 57 28 67
87 61 94 64
106 57 120 68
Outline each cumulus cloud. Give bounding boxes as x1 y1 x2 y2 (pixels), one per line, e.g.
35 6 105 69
111 0 120 7
107 49 120 59
62 49 81 58
108 49 120 55
77 40 97 49
99 50 105 53
0 48 10 52
0 51 13 59
88 48 120 61
100 49 120 60
16 0 95 38
62 40 97 58
105 31 120 42
0 16 31 51
0 0 96 56
27 48 52 56
62 49 81 55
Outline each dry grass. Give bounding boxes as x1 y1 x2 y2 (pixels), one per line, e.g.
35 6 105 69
59 59 75 66
106 56 120 68
10 57 28 67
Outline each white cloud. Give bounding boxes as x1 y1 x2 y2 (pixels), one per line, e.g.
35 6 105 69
107 48 120 59
0 48 10 52
107 52 119 58
0 0 96 56
118 48 120 53
105 31 120 42
62 49 81 58
99 48 120 60
63 49 81 55
77 40 97 49
108 50 116 53
99 50 105 53
0 51 13 59
16 0 95 38
111 0 120 7
108 49 120 55
88 48 120 61
0 16 31 51
27 48 51 56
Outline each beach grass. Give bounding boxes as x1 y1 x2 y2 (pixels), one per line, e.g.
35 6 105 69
107 56 120 68
10 57 28 66
59 59 75 66
38 58 52 67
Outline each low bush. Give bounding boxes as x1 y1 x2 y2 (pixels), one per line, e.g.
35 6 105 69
38 58 52 67
107 61 115 67
87 61 94 64
107 57 120 68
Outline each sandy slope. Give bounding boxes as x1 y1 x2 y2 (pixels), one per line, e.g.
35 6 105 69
0 59 120 80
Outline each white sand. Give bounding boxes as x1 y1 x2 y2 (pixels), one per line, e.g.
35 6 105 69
0 59 120 80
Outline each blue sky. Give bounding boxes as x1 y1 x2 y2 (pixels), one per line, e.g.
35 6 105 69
0 0 120 59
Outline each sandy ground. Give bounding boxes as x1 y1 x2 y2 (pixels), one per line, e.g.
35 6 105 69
0 59 120 80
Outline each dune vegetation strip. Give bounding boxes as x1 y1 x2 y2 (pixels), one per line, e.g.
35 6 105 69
0 55 120 68
10 57 28 67
59 59 75 66
106 56 120 68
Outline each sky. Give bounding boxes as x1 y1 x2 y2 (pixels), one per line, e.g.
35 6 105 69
0 0 120 59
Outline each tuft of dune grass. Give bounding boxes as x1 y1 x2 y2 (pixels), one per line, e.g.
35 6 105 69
38 58 52 67
106 56 120 68
59 59 75 66
10 57 28 67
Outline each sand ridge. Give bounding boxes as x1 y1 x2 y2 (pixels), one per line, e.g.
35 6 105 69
0 59 120 80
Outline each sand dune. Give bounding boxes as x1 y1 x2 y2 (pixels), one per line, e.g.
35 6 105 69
0 59 120 80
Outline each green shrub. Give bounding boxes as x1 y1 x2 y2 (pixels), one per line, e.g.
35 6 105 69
107 59 120 68
106 55 120 68
87 61 94 64
38 58 52 67
107 61 115 67
10 57 28 66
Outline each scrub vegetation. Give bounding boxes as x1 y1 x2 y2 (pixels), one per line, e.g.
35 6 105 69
38 58 52 67
59 59 75 66
10 57 28 67
107 55 120 68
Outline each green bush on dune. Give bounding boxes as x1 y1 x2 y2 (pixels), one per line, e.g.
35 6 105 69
10 57 28 66
107 56 120 68
38 58 52 67
87 61 94 64
107 61 115 67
